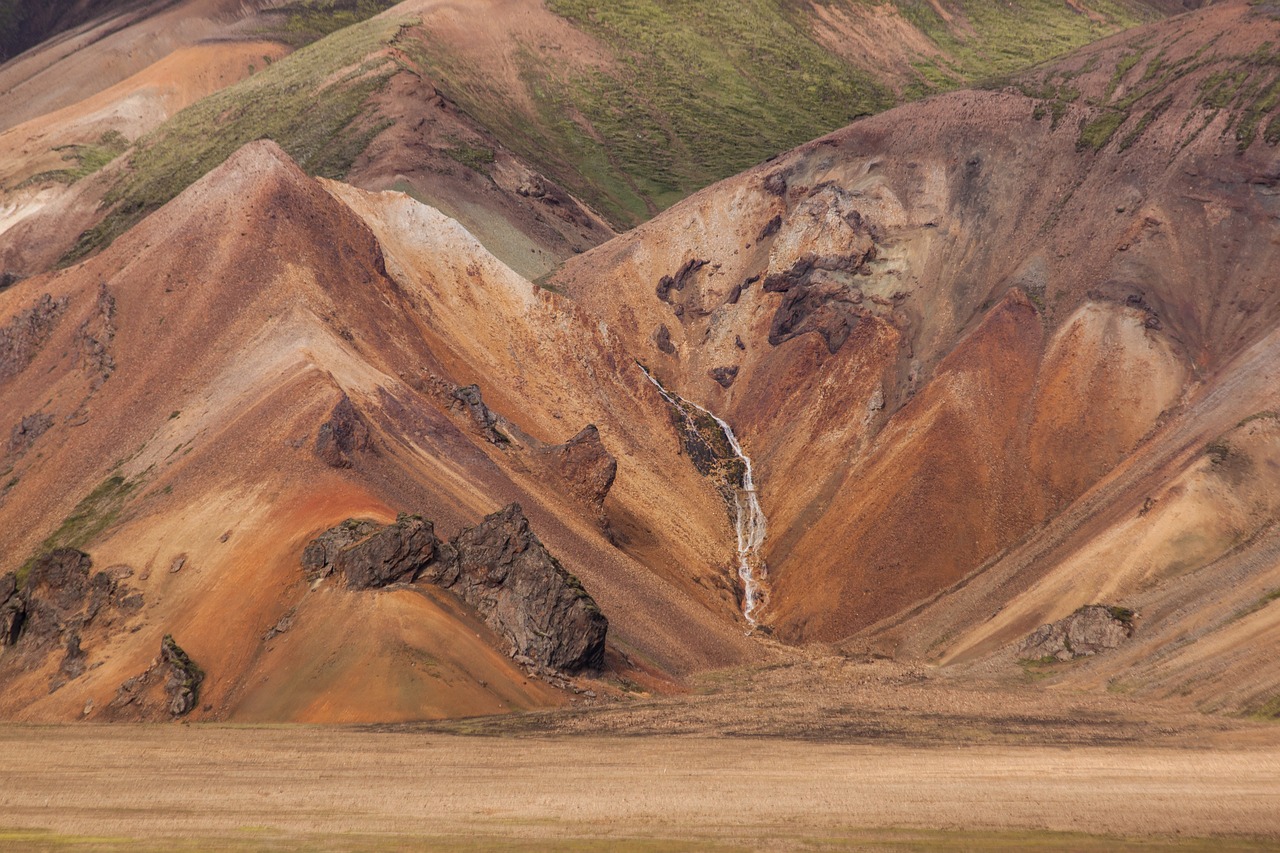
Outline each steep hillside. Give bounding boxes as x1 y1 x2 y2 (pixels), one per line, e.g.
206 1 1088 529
551 0 1280 712
0 0 284 278
2 0 1165 284
8 0 1280 726
0 138 766 722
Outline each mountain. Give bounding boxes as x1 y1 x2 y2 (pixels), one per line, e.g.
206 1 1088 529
549 0 1280 715
2 0 1165 286
0 138 760 721
5 0 1280 724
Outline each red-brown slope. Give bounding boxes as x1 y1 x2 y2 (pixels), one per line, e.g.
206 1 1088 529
0 140 753 722
552 0 1280 645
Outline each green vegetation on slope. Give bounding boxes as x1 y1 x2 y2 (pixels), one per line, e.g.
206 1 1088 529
15 474 136 587
900 0 1150 86
407 0 1151 228
264 0 402 47
60 15 406 266
19 131 129 186
55 0 1160 260
1019 27 1280 153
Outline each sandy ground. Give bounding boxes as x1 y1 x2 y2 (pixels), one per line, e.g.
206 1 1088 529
1 722 1278 850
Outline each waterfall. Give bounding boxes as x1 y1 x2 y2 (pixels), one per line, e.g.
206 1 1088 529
640 365 768 626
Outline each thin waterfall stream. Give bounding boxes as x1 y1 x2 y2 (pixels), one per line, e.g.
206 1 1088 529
640 365 768 626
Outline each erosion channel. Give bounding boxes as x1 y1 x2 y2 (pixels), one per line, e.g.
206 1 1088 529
640 365 768 627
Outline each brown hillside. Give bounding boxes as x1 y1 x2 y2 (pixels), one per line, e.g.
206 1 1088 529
551 0 1280 671
3 0 1280 725
0 140 755 722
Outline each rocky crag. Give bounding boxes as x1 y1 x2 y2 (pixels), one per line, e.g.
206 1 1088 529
304 504 607 673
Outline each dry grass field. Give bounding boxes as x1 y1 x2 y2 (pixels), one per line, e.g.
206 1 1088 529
3 656 1280 852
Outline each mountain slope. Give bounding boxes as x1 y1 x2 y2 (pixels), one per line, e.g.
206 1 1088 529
2 0 1166 284
0 140 756 722
5 0 1280 725
550 0 1280 700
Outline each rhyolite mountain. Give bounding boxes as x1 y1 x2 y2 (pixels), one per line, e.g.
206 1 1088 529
4 0 1280 722
1 0 1164 284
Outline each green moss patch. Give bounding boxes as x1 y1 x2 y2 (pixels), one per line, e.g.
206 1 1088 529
15 475 136 587
267 0 402 46
18 131 129 187
59 16 405 266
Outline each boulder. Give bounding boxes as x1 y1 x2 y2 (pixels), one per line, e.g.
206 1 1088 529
302 505 608 673
1018 605 1135 661
304 515 436 589
431 503 607 673
537 424 617 513
315 393 373 468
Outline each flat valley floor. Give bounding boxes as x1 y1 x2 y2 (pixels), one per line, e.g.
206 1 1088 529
3 657 1280 851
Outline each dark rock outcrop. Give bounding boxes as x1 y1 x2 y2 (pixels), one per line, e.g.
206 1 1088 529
654 323 676 355
427 504 607 673
59 631 86 679
7 412 53 458
109 634 205 718
656 258 707 304
450 384 509 444
75 282 116 389
536 425 616 513
1018 605 1136 661
0 293 67 383
302 515 436 589
334 514 437 590
762 185 880 354
19 549 96 652
302 505 608 673
709 366 739 388
301 518 381 581
756 215 782 241
0 572 23 645
764 255 875 354
1 549 143 691
160 634 204 716
315 393 373 468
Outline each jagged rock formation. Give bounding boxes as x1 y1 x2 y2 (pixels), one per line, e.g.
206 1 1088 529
0 549 142 692
110 634 204 717
1019 606 1136 661
0 293 66 382
9 549 128 653
305 514 439 591
536 425 617 515
304 505 607 673
159 634 203 715
301 518 383 582
314 393 373 469
760 186 881 353
433 504 607 673
450 384 509 445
